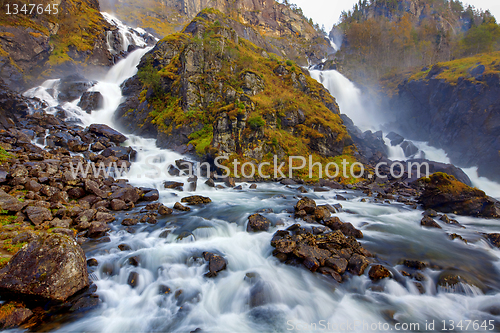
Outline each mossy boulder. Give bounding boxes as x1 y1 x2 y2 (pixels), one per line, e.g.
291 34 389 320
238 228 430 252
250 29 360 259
418 173 500 218
0 233 89 301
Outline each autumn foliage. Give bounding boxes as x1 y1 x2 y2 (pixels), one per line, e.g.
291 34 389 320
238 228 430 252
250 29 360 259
335 0 500 82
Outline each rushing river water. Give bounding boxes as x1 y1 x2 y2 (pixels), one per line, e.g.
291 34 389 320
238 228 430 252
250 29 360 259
20 21 500 332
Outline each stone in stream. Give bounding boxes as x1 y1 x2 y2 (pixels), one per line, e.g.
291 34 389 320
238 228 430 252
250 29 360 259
247 214 271 232
87 258 99 266
88 124 127 144
368 265 391 281
420 216 442 229
142 189 159 201
158 205 173 215
164 181 184 190
110 199 127 211
294 197 316 213
121 218 138 226
0 233 89 301
205 179 215 187
87 221 110 238
181 195 212 205
347 254 371 276
323 217 363 239
174 202 190 211
127 272 139 288
203 252 227 277
402 260 426 270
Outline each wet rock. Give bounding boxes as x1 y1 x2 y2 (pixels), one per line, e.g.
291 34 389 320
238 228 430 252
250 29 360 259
449 233 467 243
205 179 215 187
118 244 131 251
24 206 52 225
0 301 33 329
386 132 404 146
324 217 363 238
420 216 441 229
203 252 227 277
75 209 96 224
87 258 98 266
437 270 487 293
180 195 212 205
58 74 95 102
247 214 271 232
159 230 171 238
87 222 110 238
69 296 100 313
158 205 173 215
0 233 89 301
424 209 438 217
90 141 106 152
224 177 235 187
128 256 139 266
121 218 138 226
78 91 104 112
369 265 391 281
140 214 157 224
294 197 316 213
142 189 159 201
347 254 370 276
109 187 140 204
164 181 184 191
127 272 139 288
325 257 348 274
110 199 127 211
249 184 257 189
174 202 190 211
418 173 499 218
159 285 171 295
318 266 342 282
68 187 86 199
403 260 426 270
95 212 115 223
88 124 127 144
313 206 330 221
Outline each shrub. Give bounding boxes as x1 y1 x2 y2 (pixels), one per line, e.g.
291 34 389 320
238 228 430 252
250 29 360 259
248 116 265 129
286 60 293 66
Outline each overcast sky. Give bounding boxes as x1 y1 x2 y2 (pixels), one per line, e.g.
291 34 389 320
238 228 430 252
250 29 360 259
290 0 500 32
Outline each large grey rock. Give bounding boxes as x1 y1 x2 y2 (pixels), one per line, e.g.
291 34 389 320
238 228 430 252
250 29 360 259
0 190 27 212
0 233 89 301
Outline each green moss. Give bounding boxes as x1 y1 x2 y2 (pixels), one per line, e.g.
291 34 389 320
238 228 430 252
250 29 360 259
409 51 500 85
248 116 265 129
0 147 12 162
0 257 9 269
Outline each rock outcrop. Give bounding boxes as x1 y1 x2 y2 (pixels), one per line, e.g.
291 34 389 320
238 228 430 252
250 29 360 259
101 0 333 66
418 173 500 218
116 10 353 175
386 54 500 182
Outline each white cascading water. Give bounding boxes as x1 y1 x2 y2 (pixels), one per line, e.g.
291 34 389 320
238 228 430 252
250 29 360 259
19 24 500 332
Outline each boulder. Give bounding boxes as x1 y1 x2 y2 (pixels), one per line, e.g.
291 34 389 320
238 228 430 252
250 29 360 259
158 205 173 215
109 187 140 203
386 132 404 146
368 265 391 281
418 173 499 218
203 252 227 277
247 214 271 232
420 216 441 229
142 189 159 201
24 206 52 225
87 221 110 238
0 190 27 212
88 124 127 144
0 233 89 301
78 91 103 112
58 74 95 102
180 195 212 205
294 197 316 213
347 254 370 276
174 202 190 211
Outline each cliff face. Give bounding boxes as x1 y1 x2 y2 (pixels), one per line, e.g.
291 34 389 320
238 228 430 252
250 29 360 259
115 10 354 179
0 0 122 90
100 0 333 66
386 52 500 182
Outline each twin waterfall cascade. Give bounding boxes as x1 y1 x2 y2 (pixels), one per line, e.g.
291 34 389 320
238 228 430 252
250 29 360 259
18 18 500 332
